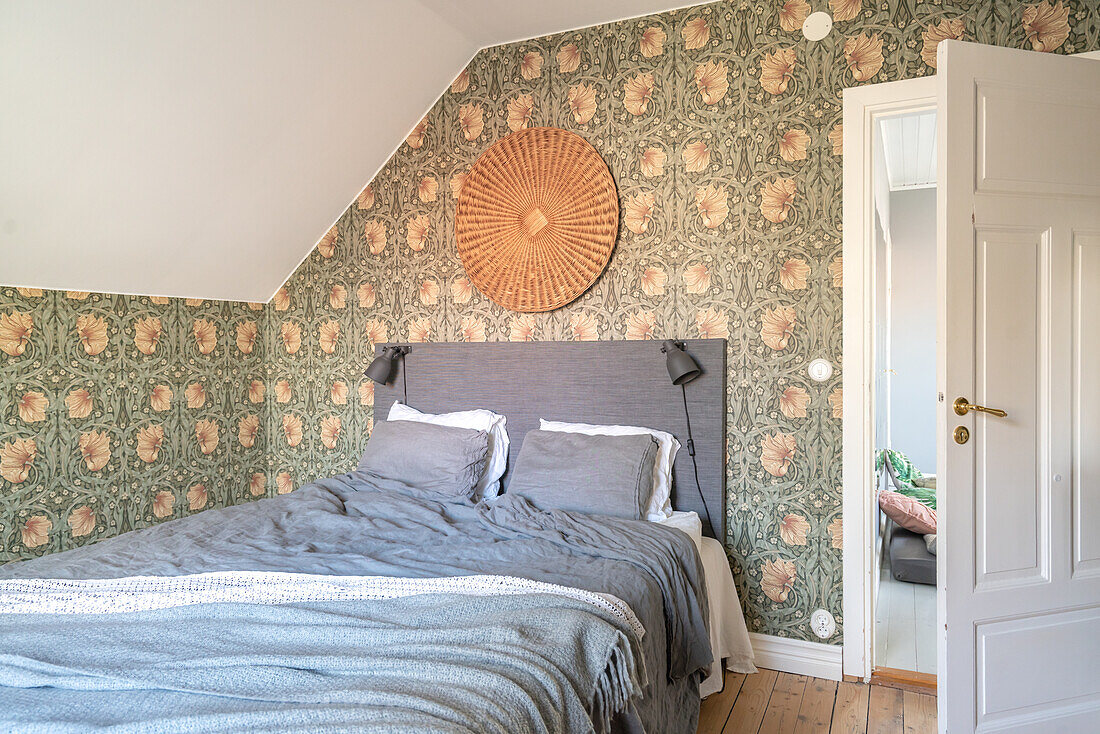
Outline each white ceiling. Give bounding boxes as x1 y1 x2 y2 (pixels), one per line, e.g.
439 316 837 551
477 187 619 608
879 110 938 192
0 0 692 302
417 0 697 47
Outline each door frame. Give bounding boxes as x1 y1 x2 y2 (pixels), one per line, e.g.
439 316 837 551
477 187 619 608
841 75 937 681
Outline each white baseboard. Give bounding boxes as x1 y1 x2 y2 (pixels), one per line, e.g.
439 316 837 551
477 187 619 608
749 633 843 681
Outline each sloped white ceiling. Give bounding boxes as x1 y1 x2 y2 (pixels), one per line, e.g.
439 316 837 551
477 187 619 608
0 0 691 302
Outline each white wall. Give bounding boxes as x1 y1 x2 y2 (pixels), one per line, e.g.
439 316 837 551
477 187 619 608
873 208 890 470
872 123 892 480
885 187 937 472
873 207 890 577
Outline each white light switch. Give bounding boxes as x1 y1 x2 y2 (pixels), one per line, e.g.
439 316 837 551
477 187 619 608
808 358 833 382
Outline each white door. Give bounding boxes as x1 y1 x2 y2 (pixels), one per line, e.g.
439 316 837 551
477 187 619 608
938 41 1100 733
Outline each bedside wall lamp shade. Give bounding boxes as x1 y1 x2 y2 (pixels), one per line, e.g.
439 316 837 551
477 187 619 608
365 345 410 385
662 340 701 385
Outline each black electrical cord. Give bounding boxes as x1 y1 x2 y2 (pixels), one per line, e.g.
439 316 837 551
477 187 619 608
682 383 717 539
401 352 408 404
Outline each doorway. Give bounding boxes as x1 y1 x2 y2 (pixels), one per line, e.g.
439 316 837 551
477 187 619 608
871 108 938 682
840 76 937 685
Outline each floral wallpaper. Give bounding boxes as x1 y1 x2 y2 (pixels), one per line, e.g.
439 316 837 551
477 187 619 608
2 0 1096 643
0 289 270 560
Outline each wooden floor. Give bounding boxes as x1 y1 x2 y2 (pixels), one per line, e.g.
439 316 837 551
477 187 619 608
876 567 937 674
697 669 936 734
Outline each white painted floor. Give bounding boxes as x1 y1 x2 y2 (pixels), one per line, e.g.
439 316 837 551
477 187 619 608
875 564 937 674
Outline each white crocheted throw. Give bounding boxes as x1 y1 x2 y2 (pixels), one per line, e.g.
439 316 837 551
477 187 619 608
0 571 645 639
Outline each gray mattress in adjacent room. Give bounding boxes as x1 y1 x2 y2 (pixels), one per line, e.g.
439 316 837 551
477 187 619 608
888 522 937 586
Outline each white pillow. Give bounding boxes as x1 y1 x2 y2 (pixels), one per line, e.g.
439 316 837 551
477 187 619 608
387 403 509 498
538 419 679 521
654 510 702 549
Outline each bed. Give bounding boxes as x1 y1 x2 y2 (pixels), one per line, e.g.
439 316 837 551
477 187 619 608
0 339 755 733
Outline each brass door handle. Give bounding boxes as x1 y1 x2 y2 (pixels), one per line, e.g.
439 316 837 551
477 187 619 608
953 397 1007 418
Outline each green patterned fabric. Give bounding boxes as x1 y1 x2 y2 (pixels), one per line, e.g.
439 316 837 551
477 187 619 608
877 449 936 509
876 448 922 484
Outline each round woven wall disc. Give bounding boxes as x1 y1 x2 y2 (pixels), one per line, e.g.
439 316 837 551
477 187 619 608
454 127 619 313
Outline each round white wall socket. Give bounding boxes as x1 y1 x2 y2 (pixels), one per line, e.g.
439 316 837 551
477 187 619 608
802 11 833 42
808 358 833 382
810 609 836 639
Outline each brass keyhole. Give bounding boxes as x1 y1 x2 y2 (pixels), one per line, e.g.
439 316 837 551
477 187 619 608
954 426 970 445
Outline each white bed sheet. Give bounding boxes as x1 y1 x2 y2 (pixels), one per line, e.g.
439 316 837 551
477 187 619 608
655 512 758 697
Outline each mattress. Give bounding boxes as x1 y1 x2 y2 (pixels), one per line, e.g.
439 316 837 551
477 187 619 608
888 522 937 586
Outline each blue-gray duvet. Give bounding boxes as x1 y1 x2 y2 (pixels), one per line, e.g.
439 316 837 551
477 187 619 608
0 472 712 733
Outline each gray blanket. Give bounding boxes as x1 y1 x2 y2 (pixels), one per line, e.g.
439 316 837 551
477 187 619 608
0 472 712 733
2 592 641 733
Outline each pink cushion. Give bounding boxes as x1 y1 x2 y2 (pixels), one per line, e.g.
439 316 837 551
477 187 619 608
879 490 937 534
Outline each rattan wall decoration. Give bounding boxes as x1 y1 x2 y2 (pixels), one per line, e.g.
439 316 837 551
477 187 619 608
454 127 619 313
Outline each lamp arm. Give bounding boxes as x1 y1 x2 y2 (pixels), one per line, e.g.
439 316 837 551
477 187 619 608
386 345 411 403
401 349 408 404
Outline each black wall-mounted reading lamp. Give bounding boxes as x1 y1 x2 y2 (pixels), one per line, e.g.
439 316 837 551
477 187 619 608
365 345 412 403
660 339 716 538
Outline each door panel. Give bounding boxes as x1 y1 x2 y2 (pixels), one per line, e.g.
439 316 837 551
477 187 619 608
1072 232 1100 579
974 228 1049 588
976 606 1100 722
976 81 1100 197
981 607 1100 721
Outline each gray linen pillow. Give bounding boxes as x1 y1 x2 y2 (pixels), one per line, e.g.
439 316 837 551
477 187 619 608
356 420 489 501
505 430 658 520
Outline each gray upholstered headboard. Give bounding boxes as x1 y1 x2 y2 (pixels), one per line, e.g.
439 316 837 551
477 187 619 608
373 339 727 539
